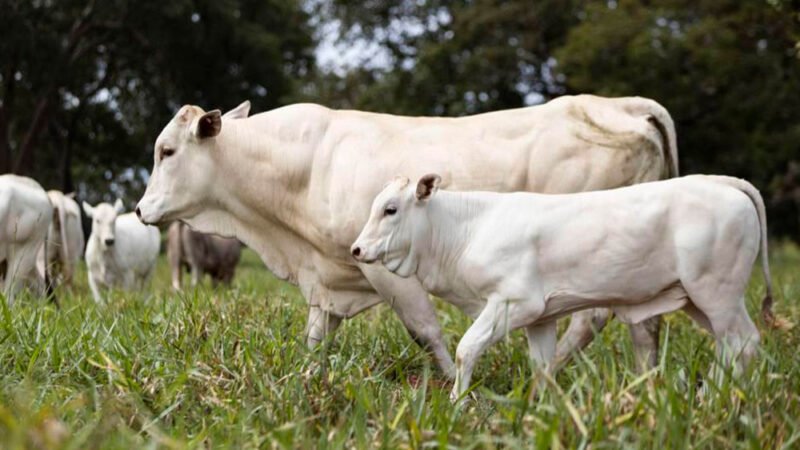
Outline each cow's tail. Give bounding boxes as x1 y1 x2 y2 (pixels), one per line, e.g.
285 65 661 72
645 101 679 179
55 195 70 268
710 176 780 327
622 97 679 179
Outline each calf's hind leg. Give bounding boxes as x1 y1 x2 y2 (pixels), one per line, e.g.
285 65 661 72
707 301 760 382
684 289 759 385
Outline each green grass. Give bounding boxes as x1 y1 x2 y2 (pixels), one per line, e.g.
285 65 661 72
1 243 799 449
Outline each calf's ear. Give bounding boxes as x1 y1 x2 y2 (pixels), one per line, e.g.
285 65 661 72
416 174 442 201
222 100 251 120
82 201 94 218
114 198 125 214
192 110 222 139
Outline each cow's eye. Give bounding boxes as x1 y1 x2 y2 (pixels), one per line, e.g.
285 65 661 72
384 206 397 216
161 148 175 161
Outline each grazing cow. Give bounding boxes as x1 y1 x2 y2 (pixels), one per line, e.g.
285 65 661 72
352 174 771 400
136 95 679 377
83 199 160 303
0 175 53 303
39 190 85 287
167 221 242 290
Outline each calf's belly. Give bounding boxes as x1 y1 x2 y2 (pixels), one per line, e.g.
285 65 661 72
539 281 687 324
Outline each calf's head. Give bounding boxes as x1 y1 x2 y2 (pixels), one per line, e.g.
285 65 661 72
351 174 441 277
83 199 125 248
136 105 224 226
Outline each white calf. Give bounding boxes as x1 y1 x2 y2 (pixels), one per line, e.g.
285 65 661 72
84 199 160 302
0 175 53 303
352 174 771 401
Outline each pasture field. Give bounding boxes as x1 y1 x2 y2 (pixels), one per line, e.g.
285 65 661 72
1 243 799 449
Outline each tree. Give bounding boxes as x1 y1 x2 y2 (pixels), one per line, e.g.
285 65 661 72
312 0 584 114
0 0 314 202
554 0 800 233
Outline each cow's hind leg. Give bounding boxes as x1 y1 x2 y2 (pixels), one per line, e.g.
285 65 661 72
553 308 612 373
629 317 661 372
525 320 557 397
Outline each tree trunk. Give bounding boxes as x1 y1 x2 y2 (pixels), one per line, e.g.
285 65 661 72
13 95 52 176
0 109 11 173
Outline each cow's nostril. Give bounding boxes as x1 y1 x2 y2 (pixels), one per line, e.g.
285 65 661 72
352 247 361 258
135 207 142 219
105 239 115 246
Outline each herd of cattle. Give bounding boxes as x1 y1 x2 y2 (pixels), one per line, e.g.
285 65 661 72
0 94 780 400
0 175 243 304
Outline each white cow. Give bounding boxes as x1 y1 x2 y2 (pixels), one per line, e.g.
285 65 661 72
40 190 85 287
351 174 771 400
0 175 53 304
136 95 679 377
83 199 160 303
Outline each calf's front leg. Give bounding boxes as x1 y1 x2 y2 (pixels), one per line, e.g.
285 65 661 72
452 296 544 402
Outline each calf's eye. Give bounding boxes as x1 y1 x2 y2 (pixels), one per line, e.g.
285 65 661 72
161 148 175 160
384 206 397 216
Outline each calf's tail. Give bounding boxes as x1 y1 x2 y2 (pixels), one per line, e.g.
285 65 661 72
710 176 777 327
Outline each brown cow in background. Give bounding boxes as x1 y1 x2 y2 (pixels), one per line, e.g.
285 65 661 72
167 222 242 290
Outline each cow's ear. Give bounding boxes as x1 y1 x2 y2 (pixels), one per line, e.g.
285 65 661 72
193 110 222 139
114 198 125 214
82 201 94 218
383 176 409 190
416 174 441 201
222 100 251 120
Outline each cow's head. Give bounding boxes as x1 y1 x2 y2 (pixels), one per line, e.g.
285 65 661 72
350 174 441 277
83 199 125 248
136 105 224 225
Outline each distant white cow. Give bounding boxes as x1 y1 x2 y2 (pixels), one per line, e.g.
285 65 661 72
83 199 160 303
40 190 85 287
0 175 53 304
352 174 771 401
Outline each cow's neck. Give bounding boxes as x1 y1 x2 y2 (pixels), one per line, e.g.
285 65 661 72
414 192 489 295
185 121 319 282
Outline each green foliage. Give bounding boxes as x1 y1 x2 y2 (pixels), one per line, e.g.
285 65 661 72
1 247 799 448
554 0 800 192
319 0 800 235
0 0 313 203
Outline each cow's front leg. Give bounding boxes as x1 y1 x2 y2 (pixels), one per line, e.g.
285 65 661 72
629 316 661 372
190 264 201 287
360 265 455 379
552 308 612 373
305 305 344 347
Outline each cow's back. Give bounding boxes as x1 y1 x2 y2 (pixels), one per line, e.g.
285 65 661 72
275 95 677 256
0 175 52 244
